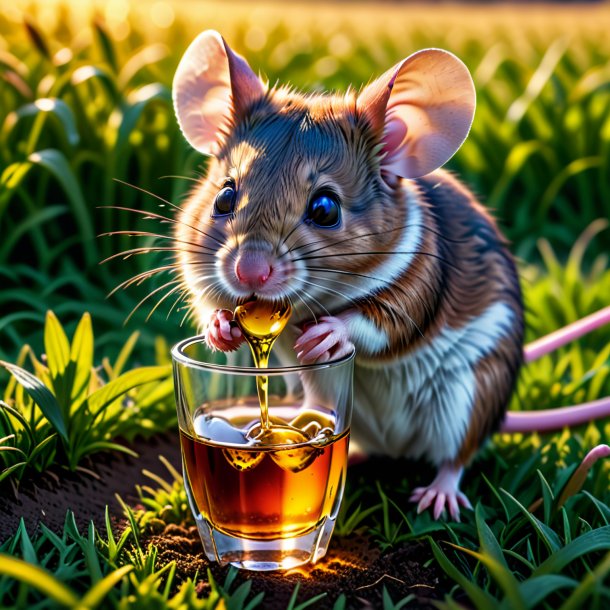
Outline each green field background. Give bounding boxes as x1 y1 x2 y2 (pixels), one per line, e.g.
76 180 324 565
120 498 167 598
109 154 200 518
1 0 610 362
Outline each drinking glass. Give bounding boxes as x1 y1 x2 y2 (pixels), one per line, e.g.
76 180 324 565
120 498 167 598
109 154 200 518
171 337 354 571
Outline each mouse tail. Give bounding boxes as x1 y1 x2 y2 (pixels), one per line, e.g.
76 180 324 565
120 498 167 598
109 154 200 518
524 305 610 363
502 305 610 434
501 396 610 433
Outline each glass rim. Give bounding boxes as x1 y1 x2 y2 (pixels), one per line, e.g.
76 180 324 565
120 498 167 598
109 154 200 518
171 334 355 375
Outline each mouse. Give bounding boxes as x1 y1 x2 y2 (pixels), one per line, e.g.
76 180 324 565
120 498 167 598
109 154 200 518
168 30 610 520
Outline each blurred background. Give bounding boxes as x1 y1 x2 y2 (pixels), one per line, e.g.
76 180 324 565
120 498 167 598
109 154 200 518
1 0 609 366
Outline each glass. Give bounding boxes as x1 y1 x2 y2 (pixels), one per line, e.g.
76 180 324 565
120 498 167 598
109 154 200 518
171 337 354 571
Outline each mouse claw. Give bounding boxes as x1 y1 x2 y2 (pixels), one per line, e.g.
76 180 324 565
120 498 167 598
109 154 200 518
205 309 245 352
295 316 353 364
409 464 471 522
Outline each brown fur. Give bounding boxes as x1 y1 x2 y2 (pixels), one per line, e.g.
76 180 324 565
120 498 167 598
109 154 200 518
175 85 524 465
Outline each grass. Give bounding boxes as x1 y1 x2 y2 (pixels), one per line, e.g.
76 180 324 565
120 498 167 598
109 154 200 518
1 1 610 362
0 1 609 608
0 310 174 483
0 510 267 609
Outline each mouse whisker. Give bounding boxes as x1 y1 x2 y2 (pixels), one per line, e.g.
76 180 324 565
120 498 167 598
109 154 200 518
100 246 213 265
100 230 218 254
100 205 225 249
107 265 180 297
115 178 223 241
306 272 367 292
309 263 437 316
304 266 429 337
181 278 225 328
124 279 182 324
118 177 226 247
113 178 207 228
283 222 466 261
294 250 458 270
110 258 217 298
278 218 303 252
292 290 318 326
158 174 201 183
113 178 175 206
299 278 352 304
297 286 332 318
167 286 192 320
145 282 186 322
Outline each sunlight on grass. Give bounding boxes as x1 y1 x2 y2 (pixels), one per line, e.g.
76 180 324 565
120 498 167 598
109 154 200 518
0 2 609 608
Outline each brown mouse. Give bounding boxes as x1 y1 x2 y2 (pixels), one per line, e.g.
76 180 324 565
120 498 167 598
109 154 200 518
169 31 610 520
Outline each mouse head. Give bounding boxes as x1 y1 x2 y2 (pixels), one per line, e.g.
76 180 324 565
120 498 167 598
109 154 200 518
172 30 475 320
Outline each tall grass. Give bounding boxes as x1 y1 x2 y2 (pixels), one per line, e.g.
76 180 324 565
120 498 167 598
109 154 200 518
1 1 609 361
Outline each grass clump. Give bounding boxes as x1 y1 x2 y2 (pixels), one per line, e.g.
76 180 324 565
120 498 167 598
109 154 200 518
0 510 261 610
1 3 610 362
0 310 174 484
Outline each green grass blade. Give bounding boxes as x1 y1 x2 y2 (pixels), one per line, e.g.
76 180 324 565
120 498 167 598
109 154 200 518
0 360 68 442
429 538 496 610
0 205 67 262
332 594 346 610
26 149 95 266
557 550 610 610
87 365 170 415
43 311 70 379
582 491 610 525
0 554 78 606
79 564 133 608
518 575 579 607
10 98 80 148
93 19 118 73
500 489 562 553
475 504 510 571
111 331 140 378
69 312 94 410
452 545 526 610
533 526 610 576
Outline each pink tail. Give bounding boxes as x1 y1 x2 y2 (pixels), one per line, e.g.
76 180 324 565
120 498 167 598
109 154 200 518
503 305 610 434
502 396 610 433
524 306 610 362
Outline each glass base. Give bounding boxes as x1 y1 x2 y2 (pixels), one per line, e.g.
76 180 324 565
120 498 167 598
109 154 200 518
183 466 336 571
193 515 336 571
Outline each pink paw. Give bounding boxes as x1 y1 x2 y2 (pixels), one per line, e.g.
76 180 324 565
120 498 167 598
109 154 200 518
409 465 472 522
294 316 354 364
205 309 244 352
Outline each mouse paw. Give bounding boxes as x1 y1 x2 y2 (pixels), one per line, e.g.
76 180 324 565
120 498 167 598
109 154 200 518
294 316 354 364
205 309 244 352
409 464 472 521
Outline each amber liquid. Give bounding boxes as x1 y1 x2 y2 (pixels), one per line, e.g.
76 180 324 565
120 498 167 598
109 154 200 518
181 298 348 542
181 410 349 540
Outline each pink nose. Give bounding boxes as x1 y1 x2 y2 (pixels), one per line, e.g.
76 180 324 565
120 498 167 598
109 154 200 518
235 251 272 288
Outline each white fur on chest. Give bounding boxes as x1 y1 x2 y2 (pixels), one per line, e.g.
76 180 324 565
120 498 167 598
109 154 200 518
350 302 514 464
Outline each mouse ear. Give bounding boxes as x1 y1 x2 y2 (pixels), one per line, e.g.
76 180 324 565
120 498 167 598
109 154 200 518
173 30 266 155
358 49 475 179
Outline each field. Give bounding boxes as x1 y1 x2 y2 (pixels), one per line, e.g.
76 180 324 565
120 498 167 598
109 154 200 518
1 1 610 608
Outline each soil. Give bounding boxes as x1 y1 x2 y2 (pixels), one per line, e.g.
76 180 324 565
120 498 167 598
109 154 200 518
0 432 454 608
147 523 448 609
0 431 184 539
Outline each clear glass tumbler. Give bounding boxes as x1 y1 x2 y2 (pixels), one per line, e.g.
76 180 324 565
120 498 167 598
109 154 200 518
171 337 354 571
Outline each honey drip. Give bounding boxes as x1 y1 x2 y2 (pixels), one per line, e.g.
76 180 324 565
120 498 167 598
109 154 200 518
233 298 292 431
228 298 333 473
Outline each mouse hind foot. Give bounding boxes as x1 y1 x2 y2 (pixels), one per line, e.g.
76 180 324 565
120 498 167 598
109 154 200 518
409 463 472 521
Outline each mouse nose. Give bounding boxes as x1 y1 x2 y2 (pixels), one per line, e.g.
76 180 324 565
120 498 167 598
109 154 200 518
234 251 272 289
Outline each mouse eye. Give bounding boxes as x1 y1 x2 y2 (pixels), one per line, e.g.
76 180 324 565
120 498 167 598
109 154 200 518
213 181 237 217
305 191 341 228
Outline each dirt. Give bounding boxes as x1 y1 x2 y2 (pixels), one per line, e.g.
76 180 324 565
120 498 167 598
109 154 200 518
0 431 184 539
0 433 454 608
147 523 447 609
